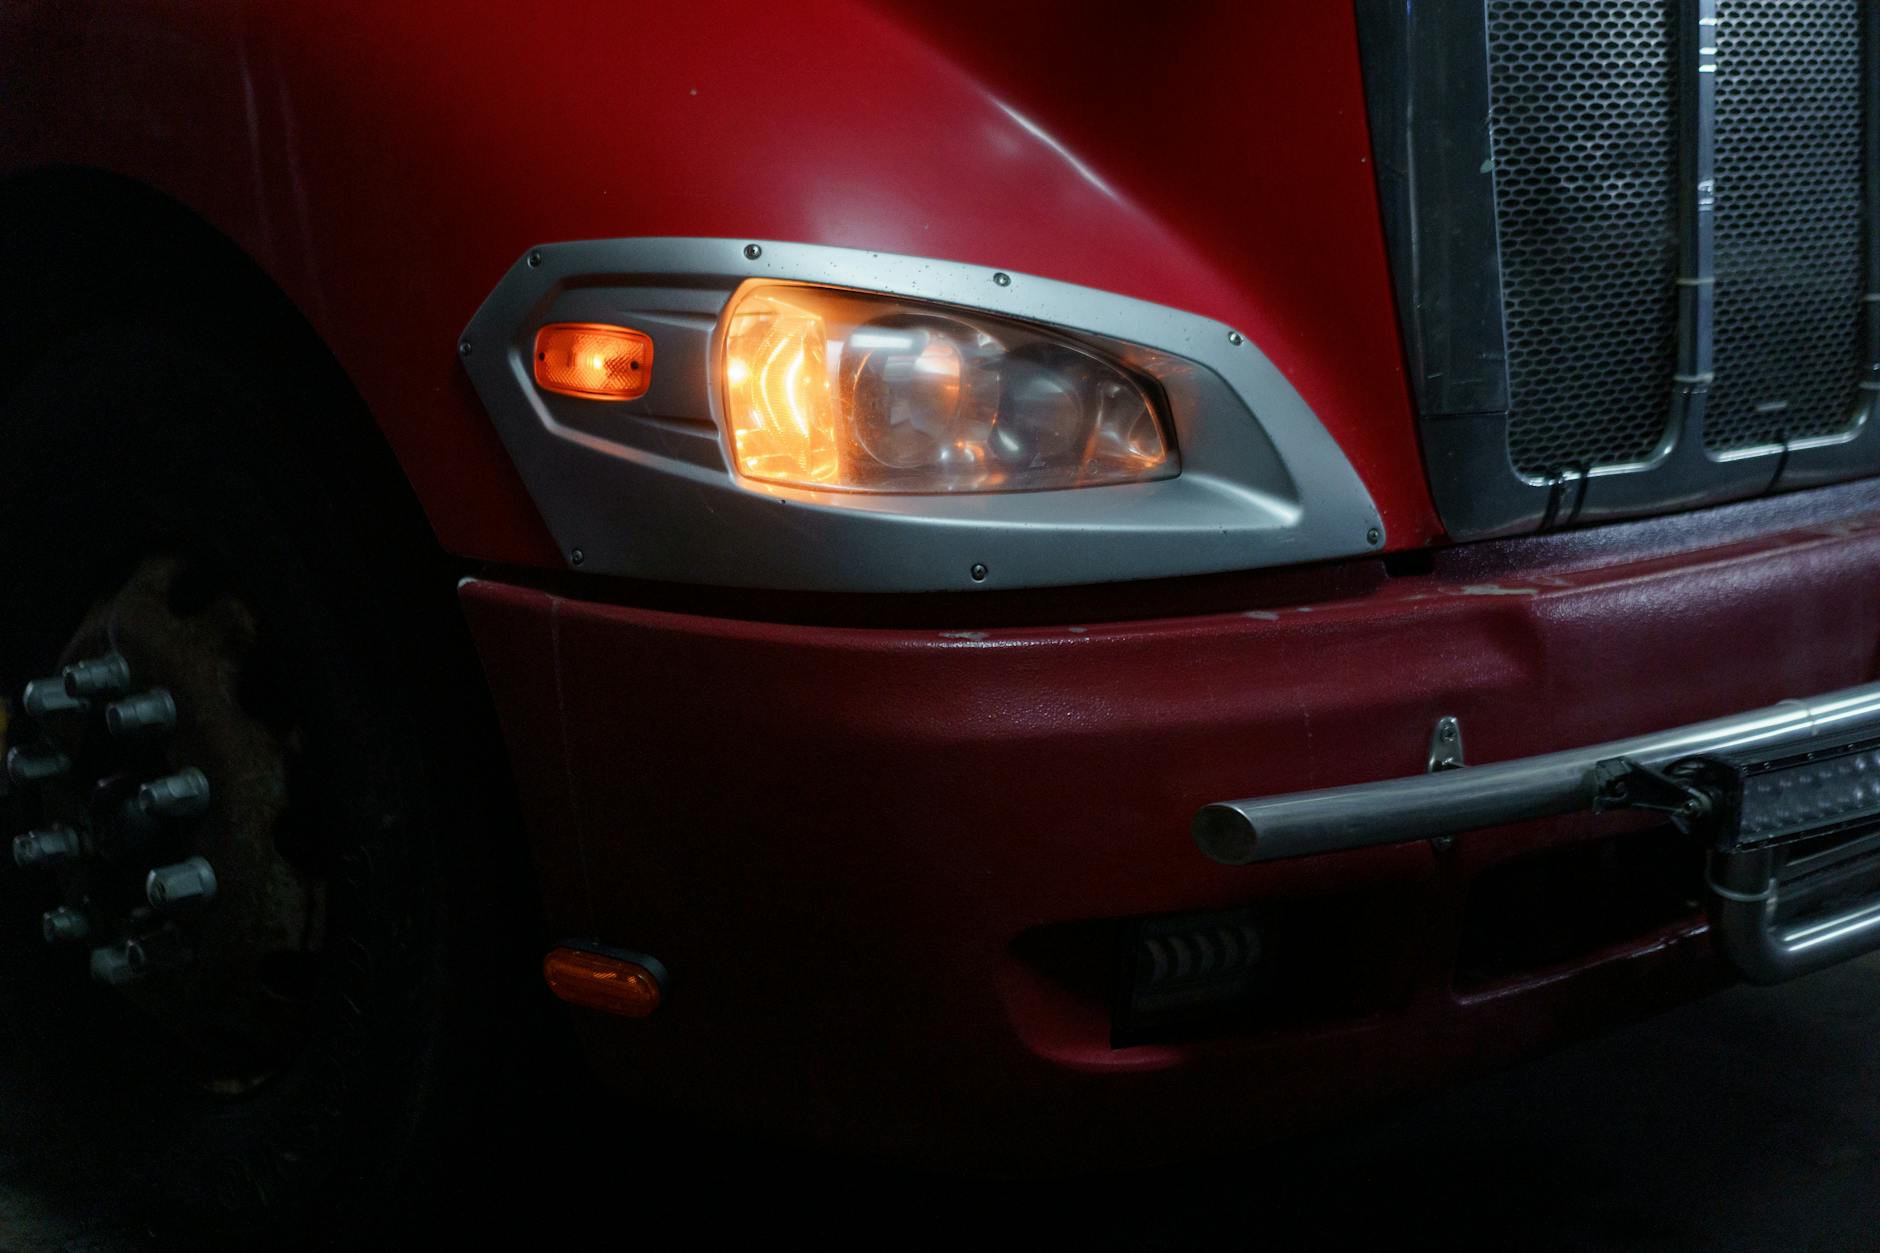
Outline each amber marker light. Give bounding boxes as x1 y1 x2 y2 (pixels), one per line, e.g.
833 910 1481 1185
542 946 664 1017
533 322 654 400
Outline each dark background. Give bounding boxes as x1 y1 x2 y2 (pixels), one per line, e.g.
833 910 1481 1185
5 954 1877 1251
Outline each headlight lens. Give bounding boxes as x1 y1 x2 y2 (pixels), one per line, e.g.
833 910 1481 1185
722 285 1176 493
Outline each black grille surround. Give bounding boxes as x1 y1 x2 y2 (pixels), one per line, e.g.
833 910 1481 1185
1356 0 1880 540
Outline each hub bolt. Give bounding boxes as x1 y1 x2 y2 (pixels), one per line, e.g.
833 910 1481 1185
90 941 145 987
138 768 211 819
5 745 71 785
22 677 86 717
146 855 218 910
106 690 177 739
12 825 82 868
41 906 91 945
63 653 132 700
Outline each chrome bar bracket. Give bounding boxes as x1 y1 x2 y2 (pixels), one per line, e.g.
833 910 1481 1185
1426 716 1465 852
1427 716 1465 774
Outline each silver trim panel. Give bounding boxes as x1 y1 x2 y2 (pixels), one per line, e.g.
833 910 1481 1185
1194 681 1880 865
456 238 1383 593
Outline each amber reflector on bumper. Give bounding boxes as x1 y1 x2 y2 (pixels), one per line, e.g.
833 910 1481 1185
533 322 654 400
543 946 663 1017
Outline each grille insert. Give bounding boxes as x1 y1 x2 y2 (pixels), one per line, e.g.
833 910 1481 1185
1488 0 1681 478
1356 0 1880 534
1705 0 1867 452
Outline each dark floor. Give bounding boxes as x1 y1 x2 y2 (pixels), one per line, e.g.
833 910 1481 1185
7 956 1880 1251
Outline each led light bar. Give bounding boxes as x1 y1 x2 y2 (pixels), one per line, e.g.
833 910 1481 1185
1720 736 1880 851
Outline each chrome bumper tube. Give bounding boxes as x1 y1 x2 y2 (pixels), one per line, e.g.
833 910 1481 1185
1708 841 1880 985
1197 679 1880 984
1193 680 1880 866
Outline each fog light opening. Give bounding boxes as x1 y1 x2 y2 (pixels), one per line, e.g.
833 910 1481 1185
1114 907 1263 1045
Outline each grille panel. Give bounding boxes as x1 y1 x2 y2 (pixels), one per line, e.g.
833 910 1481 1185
1356 0 1880 537
1488 0 1681 478
1705 0 1868 452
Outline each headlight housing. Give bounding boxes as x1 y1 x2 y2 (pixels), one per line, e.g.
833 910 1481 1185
722 285 1176 493
456 237 1384 592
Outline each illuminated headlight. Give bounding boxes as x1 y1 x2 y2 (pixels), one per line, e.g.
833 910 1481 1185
1727 741 1880 849
722 285 1177 493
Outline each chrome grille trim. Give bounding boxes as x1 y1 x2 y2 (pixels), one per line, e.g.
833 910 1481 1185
1670 0 1719 485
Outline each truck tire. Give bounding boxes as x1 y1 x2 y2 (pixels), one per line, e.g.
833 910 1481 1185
0 315 530 1243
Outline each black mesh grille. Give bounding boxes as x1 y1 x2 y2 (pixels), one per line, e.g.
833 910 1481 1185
1705 0 1867 452
1488 0 1681 478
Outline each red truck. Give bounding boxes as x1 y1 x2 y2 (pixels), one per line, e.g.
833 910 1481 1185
3 0 1879 1239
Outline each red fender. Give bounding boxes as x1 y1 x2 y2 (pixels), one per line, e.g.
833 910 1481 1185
0 0 1438 567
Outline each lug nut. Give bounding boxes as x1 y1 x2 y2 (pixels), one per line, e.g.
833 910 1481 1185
63 652 131 700
90 941 145 987
137 768 211 818
106 690 177 738
146 855 218 910
5 744 71 784
22 677 86 717
12 826 81 868
41 906 91 945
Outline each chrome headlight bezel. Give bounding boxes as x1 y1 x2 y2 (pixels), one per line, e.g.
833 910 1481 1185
457 237 1382 593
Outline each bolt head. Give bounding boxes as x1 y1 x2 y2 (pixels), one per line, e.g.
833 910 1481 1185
1367 527 1382 546
146 856 217 911
570 548 586 566
969 563 988 582
527 250 542 268
1441 724 1457 742
91 945 138 987
993 272 1011 287
1228 331 1244 346
458 340 473 357
41 908 89 945
743 243 763 260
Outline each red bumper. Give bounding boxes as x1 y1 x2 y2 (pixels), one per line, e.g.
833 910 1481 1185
459 490 1880 1165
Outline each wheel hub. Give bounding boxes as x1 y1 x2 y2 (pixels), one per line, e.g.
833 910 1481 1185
2 557 326 1092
